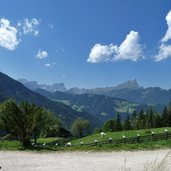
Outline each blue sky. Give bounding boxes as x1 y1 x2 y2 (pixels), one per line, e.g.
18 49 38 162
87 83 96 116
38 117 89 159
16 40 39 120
0 0 171 89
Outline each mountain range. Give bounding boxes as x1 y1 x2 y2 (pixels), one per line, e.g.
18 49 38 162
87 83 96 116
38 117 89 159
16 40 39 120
18 79 66 92
19 79 171 105
0 72 101 129
1 71 169 131
0 72 153 129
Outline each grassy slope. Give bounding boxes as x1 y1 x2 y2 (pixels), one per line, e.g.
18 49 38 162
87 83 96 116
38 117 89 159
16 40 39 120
71 127 171 145
1 127 171 151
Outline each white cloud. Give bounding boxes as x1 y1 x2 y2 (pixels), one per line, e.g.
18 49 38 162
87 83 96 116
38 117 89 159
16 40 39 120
114 31 144 61
45 62 56 67
155 10 171 61
155 44 171 61
0 18 19 50
45 63 51 67
36 49 48 59
87 43 117 63
87 31 144 63
162 10 171 42
22 18 40 36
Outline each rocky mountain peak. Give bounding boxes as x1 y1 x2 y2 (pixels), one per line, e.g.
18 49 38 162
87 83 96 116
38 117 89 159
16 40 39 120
116 79 142 89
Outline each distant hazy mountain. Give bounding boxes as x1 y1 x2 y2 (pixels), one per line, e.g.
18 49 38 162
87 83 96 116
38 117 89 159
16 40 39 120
67 79 142 94
0 72 101 128
66 80 171 105
35 88 162 121
19 78 171 105
18 79 66 92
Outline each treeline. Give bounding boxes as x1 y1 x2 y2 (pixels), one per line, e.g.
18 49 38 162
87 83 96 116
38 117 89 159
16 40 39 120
0 100 71 147
101 103 171 132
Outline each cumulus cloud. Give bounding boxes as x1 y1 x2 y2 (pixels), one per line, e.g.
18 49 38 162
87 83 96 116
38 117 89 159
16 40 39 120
22 18 40 36
162 10 171 42
155 10 171 61
0 18 19 50
87 31 143 63
114 31 144 61
36 49 48 59
155 44 171 61
87 43 117 63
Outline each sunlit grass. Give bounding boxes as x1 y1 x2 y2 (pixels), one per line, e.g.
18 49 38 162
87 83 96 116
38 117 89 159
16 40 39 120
71 127 171 145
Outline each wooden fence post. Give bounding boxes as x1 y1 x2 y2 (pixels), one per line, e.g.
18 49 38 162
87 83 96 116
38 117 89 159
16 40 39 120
108 137 112 144
151 131 154 141
137 134 140 143
165 129 168 140
123 136 126 143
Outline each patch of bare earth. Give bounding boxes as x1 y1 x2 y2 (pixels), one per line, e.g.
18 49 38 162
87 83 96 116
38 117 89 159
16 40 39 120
0 149 171 171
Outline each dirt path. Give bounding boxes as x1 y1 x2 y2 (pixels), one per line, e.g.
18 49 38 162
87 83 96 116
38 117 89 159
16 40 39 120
0 149 171 171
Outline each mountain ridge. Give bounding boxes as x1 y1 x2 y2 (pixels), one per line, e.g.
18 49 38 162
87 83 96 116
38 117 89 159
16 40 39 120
0 72 101 128
18 78 171 105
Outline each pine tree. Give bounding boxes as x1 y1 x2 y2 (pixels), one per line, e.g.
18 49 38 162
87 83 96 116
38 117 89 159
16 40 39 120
154 113 162 128
161 106 168 127
103 119 115 132
123 114 132 130
131 110 137 129
149 107 155 128
115 112 122 131
167 103 171 126
136 109 145 129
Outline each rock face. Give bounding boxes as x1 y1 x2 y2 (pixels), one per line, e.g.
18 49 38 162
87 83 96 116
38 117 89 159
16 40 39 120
116 79 142 90
18 79 66 92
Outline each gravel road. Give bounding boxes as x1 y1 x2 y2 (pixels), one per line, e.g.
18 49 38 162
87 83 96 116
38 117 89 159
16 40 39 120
0 149 171 171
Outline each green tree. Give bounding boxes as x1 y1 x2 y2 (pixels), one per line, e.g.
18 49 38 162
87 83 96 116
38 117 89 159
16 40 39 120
0 100 56 147
115 113 122 131
131 110 137 129
161 106 168 127
154 113 162 128
71 118 90 137
136 109 145 129
123 114 132 130
167 103 171 126
103 119 115 132
149 107 155 128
